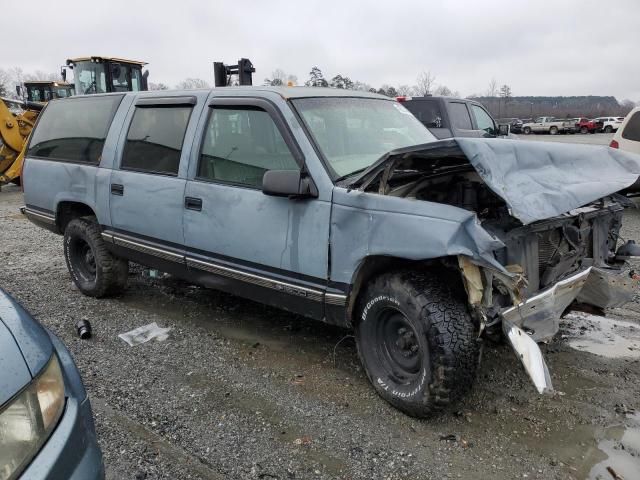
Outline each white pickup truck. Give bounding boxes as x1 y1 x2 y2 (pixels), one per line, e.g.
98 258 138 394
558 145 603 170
522 116 574 135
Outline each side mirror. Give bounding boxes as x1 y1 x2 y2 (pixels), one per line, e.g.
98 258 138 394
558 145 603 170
262 170 318 198
498 124 510 136
61 68 67 82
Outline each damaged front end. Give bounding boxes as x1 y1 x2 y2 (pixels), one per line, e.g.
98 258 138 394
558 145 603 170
345 138 640 393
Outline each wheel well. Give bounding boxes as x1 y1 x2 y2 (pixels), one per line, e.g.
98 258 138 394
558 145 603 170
346 255 464 324
56 202 97 232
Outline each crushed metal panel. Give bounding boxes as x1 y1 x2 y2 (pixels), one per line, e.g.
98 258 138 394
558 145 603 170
576 266 637 309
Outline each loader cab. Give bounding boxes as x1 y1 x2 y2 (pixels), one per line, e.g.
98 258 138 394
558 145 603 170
65 56 149 95
24 81 74 103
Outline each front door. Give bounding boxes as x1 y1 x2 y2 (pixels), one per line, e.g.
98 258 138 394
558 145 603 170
182 97 331 319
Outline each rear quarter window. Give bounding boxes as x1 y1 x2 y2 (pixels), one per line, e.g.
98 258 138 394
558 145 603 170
402 100 444 128
448 102 473 130
27 95 123 164
622 112 640 142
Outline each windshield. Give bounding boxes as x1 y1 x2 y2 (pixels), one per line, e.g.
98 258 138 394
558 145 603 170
292 97 436 178
73 61 108 94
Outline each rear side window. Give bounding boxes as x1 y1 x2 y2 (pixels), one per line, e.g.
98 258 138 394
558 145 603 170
197 106 298 188
622 112 640 142
402 100 444 128
27 95 123 164
448 102 473 130
121 106 193 175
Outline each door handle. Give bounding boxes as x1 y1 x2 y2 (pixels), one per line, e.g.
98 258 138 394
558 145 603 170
111 183 124 196
185 197 202 211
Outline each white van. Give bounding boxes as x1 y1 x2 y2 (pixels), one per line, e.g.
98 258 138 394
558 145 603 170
610 107 640 154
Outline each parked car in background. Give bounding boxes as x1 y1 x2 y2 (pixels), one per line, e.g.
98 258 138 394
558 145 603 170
522 116 574 135
574 117 599 134
496 118 523 134
0 288 104 479
594 116 625 133
610 108 640 192
397 96 509 139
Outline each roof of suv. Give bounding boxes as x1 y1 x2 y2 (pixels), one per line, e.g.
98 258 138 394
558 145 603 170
128 86 388 100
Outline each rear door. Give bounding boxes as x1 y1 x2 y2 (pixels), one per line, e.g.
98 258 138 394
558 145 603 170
108 96 199 247
182 96 331 319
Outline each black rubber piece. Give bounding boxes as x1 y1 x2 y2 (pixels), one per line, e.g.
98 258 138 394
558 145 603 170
64 217 128 297
355 270 480 418
76 319 92 339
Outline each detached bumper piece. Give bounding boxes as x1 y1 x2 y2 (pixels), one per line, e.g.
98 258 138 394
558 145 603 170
501 268 592 342
500 268 592 394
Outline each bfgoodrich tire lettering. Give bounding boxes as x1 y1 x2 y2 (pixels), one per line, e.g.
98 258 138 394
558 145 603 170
355 271 480 417
64 218 128 297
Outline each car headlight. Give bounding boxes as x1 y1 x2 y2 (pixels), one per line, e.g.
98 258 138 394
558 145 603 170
0 355 65 480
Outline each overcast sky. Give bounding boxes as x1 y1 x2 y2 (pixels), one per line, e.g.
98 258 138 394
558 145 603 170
4 0 639 100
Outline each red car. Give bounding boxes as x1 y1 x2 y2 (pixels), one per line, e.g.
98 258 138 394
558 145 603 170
574 117 599 134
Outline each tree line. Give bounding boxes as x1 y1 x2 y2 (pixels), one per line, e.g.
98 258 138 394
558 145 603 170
1 65 636 118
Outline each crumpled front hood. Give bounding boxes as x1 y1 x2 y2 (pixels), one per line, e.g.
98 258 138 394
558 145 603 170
456 138 640 224
347 138 640 225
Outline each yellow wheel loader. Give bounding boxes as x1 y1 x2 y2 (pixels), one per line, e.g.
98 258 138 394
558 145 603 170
1 56 149 187
0 98 40 186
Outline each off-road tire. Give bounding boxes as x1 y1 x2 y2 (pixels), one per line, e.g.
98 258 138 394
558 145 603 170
64 217 128 297
523 126 532 135
604 125 613 133
549 126 558 135
354 271 480 417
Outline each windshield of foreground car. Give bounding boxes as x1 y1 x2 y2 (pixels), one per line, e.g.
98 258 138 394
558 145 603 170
292 97 436 179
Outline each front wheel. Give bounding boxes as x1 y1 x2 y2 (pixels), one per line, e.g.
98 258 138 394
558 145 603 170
549 126 558 135
523 126 532 135
604 125 613 133
355 271 480 417
580 126 588 134
64 218 128 297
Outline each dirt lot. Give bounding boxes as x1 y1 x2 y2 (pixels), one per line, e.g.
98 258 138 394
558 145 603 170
1 183 639 480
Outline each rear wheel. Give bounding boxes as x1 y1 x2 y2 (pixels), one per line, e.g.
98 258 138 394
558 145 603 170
64 218 128 297
580 126 588 134
549 126 558 135
523 126 532 135
355 271 480 417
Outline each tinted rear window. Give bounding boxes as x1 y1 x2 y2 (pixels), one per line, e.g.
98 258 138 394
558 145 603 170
622 112 640 142
28 95 123 164
448 102 473 130
121 106 193 175
402 100 444 128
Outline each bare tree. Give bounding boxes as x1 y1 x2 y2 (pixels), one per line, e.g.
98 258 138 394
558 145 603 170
415 71 436 96
176 78 210 90
149 82 169 90
486 78 499 97
499 84 512 99
434 85 452 96
397 85 412 96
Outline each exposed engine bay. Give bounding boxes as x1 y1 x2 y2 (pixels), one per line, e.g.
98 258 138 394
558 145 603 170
342 138 640 394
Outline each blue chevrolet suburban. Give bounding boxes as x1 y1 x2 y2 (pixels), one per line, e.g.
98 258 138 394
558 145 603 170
20 87 640 417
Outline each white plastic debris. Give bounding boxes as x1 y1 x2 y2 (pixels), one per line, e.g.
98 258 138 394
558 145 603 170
118 322 171 346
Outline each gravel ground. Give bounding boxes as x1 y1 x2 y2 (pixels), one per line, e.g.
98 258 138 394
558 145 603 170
1 184 639 480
